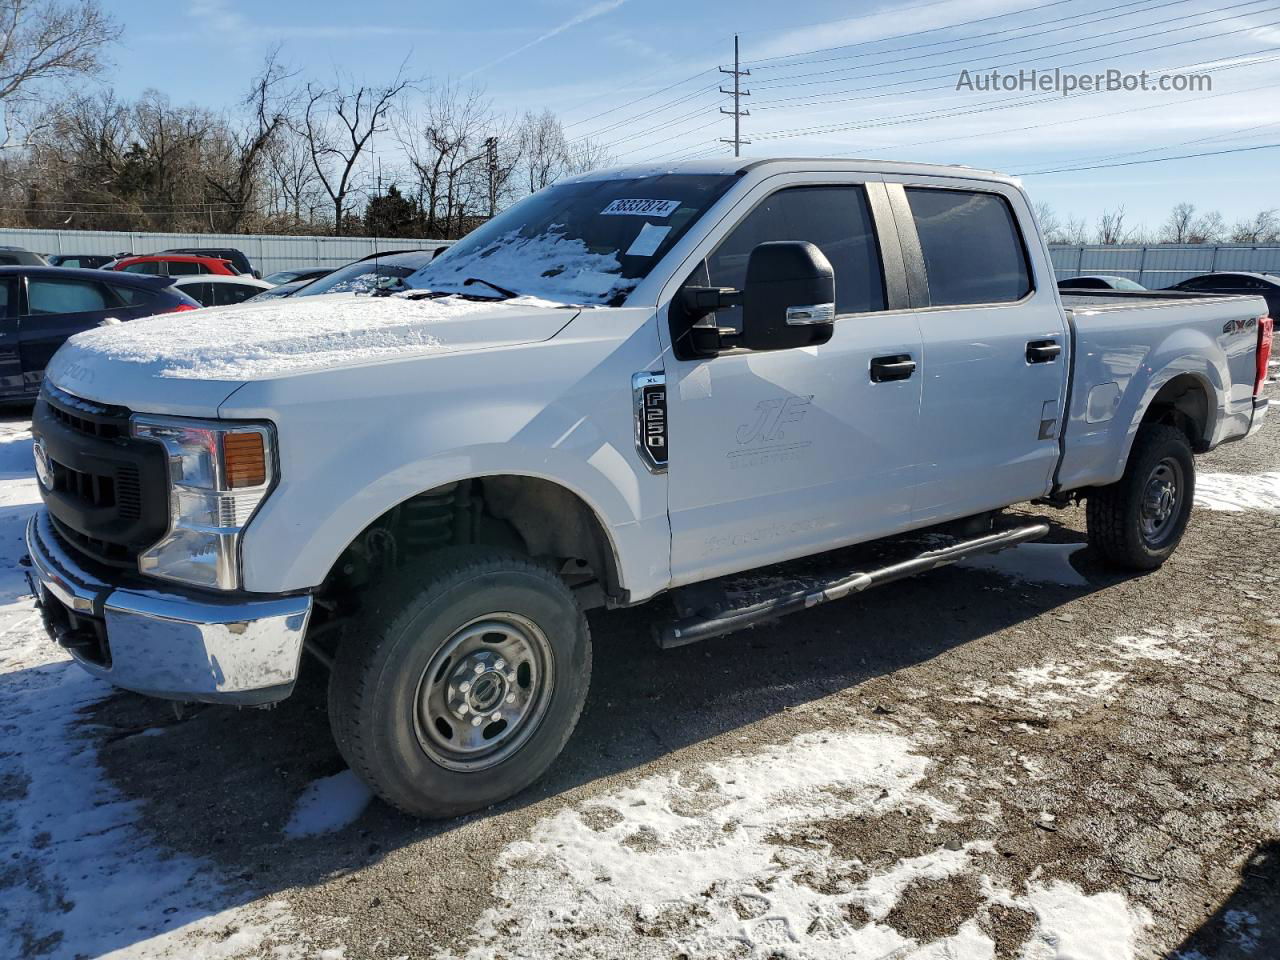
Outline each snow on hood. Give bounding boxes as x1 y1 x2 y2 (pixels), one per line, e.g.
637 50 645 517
57 293 574 382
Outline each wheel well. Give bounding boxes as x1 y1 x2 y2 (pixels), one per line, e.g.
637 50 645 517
1141 374 1210 452
316 476 622 620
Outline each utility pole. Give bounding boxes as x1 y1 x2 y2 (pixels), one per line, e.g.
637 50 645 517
719 34 750 157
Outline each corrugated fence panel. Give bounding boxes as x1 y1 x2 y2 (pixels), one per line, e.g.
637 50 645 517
0 227 453 274
1049 244 1280 289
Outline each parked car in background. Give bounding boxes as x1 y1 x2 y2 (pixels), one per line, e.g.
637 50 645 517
262 267 330 286
46 254 114 269
1166 272 1280 317
0 266 198 401
0 246 47 266
1057 274 1146 291
107 254 238 277
159 246 256 277
245 278 312 301
292 249 442 297
170 274 274 307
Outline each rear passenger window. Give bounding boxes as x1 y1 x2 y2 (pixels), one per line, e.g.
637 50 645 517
166 261 203 276
906 188 1032 306
709 185 887 319
27 278 109 315
111 285 154 306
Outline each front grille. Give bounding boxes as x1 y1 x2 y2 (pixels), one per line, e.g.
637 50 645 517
35 384 169 570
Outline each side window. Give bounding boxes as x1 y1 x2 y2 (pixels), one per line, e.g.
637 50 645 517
906 188 1032 306
166 260 203 276
707 185 887 325
0 279 15 317
111 285 155 307
122 261 160 274
183 282 213 306
213 283 258 306
26 278 110 315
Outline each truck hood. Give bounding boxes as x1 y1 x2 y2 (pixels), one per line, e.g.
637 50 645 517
45 293 578 416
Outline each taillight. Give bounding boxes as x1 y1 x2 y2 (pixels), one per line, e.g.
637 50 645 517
1257 316 1274 398
162 303 198 313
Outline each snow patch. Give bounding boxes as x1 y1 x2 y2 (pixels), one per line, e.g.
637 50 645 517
963 661 1123 717
987 879 1152 960
957 542 1088 587
1112 632 1191 664
283 770 373 838
409 228 628 304
1195 472 1280 512
59 293 566 381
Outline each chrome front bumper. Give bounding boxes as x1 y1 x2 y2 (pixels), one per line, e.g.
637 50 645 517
25 511 312 705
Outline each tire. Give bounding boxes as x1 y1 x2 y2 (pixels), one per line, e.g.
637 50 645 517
328 547 591 818
1086 423 1195 571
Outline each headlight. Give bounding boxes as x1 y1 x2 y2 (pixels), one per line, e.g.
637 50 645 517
130 415 276 590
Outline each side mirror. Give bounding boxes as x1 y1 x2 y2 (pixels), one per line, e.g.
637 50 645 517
739 241 835 351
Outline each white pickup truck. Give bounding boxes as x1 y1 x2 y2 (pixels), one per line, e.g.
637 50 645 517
24 159 1272 817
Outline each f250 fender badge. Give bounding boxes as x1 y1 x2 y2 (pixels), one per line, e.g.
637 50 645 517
632 372 667 473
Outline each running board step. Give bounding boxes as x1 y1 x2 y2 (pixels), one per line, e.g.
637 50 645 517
656 522 1050 649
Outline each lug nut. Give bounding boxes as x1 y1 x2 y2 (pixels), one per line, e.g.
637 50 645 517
490 712 501 722
471 716 483 727
505 693 515 704
459 681 471 693
457 703 469 715
494 659 506 670
474 663 484 674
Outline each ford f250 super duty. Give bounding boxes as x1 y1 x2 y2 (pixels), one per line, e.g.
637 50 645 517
23 159 1272 817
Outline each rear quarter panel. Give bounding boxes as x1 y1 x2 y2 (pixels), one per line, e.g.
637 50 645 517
1057 294 1266 490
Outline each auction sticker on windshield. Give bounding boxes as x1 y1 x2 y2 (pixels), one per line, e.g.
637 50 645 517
601 198 681 217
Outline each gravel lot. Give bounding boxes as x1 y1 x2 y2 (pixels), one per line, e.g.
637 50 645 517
1 408 1277 960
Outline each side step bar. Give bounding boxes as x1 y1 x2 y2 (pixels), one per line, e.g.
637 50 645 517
656 522 1050 649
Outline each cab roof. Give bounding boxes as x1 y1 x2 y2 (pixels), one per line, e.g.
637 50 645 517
566 156 1018 187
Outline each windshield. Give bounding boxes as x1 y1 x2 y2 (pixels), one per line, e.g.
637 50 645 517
297 256 432 297
405 173 737 306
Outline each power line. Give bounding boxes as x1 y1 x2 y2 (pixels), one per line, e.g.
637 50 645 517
749 0 1241 90
563 66 718 127
1019 140 1280 174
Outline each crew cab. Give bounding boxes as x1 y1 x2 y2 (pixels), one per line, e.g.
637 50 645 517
23 159 1272 818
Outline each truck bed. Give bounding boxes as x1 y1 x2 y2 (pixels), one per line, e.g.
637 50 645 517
1060 290 1258 313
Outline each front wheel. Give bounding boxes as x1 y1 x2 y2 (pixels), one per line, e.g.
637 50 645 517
1086 423 1195 570
328 548 591 818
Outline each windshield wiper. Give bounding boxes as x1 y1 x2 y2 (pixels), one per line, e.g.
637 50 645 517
462 277 520 300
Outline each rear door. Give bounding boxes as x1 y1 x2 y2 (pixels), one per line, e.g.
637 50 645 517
663 176 925 585
0 277 22 398
884 180 1070 524
18 275 118 393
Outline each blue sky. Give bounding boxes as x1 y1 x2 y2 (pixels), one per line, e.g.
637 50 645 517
109 0 1280 232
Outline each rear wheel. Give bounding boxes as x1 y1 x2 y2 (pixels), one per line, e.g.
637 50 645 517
328 548 591 818
1086 423 1195 570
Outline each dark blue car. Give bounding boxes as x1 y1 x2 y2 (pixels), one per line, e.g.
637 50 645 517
0 266 199 402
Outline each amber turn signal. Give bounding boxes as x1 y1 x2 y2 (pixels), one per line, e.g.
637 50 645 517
223 432 267 488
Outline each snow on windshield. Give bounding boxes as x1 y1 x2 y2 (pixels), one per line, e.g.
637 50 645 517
410 228 627 305
61 294 558 380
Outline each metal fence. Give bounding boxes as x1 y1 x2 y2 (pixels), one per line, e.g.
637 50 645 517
0 227 453 275
1048 244 1280 288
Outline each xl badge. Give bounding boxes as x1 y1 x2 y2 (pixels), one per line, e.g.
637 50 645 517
32 437 52 492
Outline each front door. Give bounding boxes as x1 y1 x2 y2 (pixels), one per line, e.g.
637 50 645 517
663 181 924 586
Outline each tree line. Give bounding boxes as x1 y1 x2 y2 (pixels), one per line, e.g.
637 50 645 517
0 2 611 238
1034 201 1280 247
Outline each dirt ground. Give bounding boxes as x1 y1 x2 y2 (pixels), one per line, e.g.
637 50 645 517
3 411 1278 959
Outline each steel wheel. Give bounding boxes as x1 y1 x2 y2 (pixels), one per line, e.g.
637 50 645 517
413 613 555 771
1138 456 1184 548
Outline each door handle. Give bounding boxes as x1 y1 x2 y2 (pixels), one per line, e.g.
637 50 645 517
1026 340 1061 363
870 354 916 382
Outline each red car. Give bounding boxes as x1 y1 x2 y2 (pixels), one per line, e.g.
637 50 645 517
108 254 239 277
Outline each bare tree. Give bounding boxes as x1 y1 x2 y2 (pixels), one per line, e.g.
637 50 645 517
1229 209 1280 244
0 1 120 146
1060 216 1089 246
1160 202 1197 243
203 48 294 231
1096 206 1133 245
303 66 413 235
1032 200 1062 243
